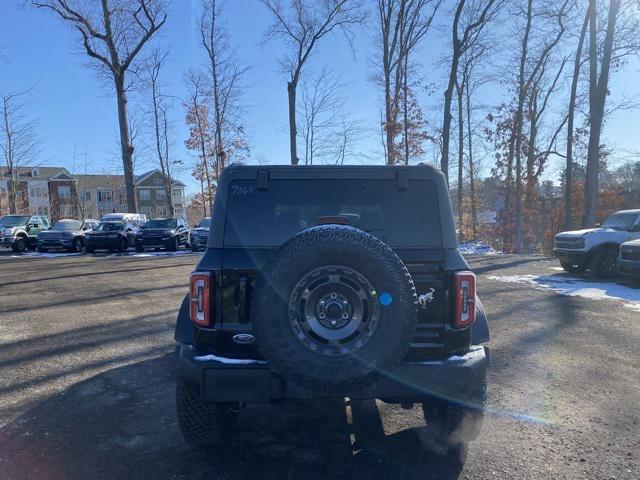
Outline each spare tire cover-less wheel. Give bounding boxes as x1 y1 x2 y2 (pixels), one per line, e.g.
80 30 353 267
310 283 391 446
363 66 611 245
251 225 418 392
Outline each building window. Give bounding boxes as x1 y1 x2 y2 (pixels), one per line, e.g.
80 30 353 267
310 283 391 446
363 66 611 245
140 206 153 216
98 191 113 202
174 207 183 216
156 206 168 216
139 189 151 201
60 205 75 217
82 191 91 201
29 186 46 197
58 185 71 199
157 189 166 200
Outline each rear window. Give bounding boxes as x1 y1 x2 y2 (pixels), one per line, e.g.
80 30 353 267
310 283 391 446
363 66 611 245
224 179 441 248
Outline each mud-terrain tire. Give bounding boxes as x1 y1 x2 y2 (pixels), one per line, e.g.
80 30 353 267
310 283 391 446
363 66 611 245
176 379 238 447
560 261 585 274
589 247 619 279
251 225 417 393
421 381 486 454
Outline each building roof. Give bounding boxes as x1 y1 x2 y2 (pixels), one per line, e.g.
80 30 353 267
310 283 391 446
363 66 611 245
136 169 186 187
0 166 72 180
75 174 125 190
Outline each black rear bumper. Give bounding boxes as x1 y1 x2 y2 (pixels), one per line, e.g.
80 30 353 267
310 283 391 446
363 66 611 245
176 344 489 403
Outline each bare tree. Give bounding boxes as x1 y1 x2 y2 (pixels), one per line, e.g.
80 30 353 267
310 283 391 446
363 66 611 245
441 0 500 185
564 6 590 230
375 0 439 165
331 115 365 164
184 71 215 216
298 69 344 164
143 49 177 217
33 0 167 213
582 0 620 227
261 0 365 164
1 90 39 214
198 0 249 177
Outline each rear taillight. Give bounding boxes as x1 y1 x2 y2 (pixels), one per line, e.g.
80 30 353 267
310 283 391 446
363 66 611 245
452 271 476 328
190 271 212 326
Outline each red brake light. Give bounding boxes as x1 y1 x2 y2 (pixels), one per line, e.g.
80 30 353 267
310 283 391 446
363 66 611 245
190 271 212 326
453 271 476 328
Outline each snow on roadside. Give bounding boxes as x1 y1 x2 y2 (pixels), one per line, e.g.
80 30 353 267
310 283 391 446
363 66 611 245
459 241 500 255
486 274 640 312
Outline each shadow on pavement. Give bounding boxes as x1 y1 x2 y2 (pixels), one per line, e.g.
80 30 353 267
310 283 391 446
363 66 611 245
0 353 467 480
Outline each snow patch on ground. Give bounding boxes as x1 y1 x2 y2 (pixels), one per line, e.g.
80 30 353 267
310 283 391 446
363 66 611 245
193 354 267 365
487 274 640 312
458 241 500 255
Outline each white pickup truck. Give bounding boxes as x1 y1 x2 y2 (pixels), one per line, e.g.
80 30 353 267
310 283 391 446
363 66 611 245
554 209 640 278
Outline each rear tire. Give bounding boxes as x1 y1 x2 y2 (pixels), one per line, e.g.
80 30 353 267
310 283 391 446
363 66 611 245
560 261 584 274
11 237 26 253
176 379 238 447
421 381 486 454
589 248 619 279
68 238 82 253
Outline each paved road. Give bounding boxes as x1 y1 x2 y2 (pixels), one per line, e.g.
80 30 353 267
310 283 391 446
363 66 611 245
0 253 638 479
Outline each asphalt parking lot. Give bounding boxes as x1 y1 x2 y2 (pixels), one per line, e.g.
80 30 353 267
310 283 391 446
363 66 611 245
0 252 638 479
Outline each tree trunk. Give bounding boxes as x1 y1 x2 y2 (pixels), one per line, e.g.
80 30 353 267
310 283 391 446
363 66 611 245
287 81 299 165
582 0 619 227
465 85 477 239
403 54 409 165
441 0 466 186
456 82 464 238
505 0 532 253
114 74 137 213
565 8 589 230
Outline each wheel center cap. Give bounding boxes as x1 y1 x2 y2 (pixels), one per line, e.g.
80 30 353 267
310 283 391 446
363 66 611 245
317 292 351 329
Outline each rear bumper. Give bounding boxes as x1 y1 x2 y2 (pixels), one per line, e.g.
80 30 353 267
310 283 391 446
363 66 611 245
618 258 640 277
554 249 587 264
176 344 489 403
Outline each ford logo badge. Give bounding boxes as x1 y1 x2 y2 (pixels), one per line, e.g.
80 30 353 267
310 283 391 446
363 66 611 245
232 333 255 344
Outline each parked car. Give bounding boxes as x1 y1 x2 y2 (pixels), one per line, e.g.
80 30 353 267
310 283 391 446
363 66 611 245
554 209 640 278
174 164 489 454
0 214 50 253
84 221 136 253
618 239 640 281
100 212 147 226
36 218 99 253
135 217 190 252
189 217 210 252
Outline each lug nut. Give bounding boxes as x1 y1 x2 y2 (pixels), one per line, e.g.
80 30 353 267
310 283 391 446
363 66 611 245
342 313 349 319
319 313 326 319
330 292 337 299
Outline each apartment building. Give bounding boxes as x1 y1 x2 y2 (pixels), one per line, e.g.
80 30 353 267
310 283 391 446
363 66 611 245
0 167 186 221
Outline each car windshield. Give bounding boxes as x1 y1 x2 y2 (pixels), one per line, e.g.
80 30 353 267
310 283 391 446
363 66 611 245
0 215 30 226
602 212 638 230
198 218 211 229
144 219 177 229
96 222 124 232
52 220 82 231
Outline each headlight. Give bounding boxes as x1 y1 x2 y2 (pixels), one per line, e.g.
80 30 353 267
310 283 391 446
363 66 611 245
3 227 14 236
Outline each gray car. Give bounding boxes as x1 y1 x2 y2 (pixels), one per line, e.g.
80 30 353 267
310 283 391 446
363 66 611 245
189 217 210 252
37 218 99 253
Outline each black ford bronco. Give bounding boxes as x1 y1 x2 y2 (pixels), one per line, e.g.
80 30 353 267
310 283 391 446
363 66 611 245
174 164 490 452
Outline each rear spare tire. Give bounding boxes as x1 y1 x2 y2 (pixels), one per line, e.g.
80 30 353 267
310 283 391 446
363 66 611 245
251 225 417 392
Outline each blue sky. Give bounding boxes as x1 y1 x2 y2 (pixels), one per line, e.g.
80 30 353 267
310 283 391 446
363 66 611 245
1 0 639 196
